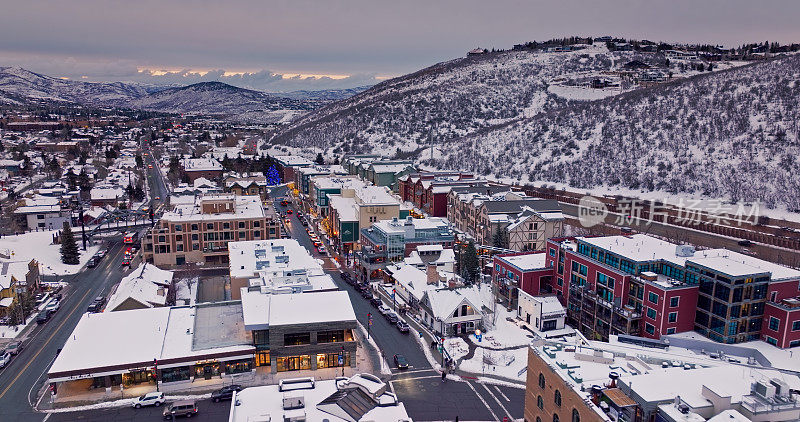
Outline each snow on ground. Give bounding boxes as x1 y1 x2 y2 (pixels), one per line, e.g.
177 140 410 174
459 346 529 382
175 277 198 306
444 337 469 361
0 294 59 339
547 84 624 101
0 230 100 276
44 393 212 413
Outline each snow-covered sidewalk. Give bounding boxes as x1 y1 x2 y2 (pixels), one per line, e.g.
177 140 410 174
0 230 100 275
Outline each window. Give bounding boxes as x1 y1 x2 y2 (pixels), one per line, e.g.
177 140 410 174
238 221 245 229
537 395 544 409
223 222 230 229
670 296 679 307
284 332 311 346
793 321 800 331
191 233 198 241
318 330 352 343
191 224 198 231
769 317 780 331
537 418 542 422
176 244 184 252
646 308 657 320
554 389 561 407
666 327 676 334
254 230 261 238
571 409 580 422
645 323 655 335
549 248 555 257
790 340 800 348
253 221 261 228
668 312 677 323
648 292 659 304
239 231 246 239
553 415 559 422
766 336 777 346
538 373 545 388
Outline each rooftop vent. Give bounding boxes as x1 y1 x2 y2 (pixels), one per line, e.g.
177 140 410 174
675 245 695 257
282 396 305 410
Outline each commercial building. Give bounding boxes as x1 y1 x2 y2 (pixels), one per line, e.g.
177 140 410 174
492 252 552 307
544 234 800 346
272 155 313 184
517 292 566 332
398 171 477 217
326 185 402 256
224 173 269 197
356 216 454 282
13 199 71 231
182 157 224 182
308 175 364 217
142 194 279 267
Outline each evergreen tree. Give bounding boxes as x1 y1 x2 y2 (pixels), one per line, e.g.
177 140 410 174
461 241 480 284
333 156 339 165
135 154 144 168
78 169 92 191
65 169 78 191
492 225 509 249
314 153 325 165
60 222 80 265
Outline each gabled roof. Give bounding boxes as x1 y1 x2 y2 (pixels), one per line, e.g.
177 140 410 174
423 286 484 320
317 388 375 422
482 199 561 214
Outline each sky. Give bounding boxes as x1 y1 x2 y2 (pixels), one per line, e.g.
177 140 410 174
2 0 800 92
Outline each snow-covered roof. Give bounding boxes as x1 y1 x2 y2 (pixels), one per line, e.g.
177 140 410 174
353 185 398 206
269 291 356 326
688 249 800 280
312 176 365 191
424 286 484 320
496 252 548 271
49 304 253 381
387 264 434 302
273 155 313 167
183 157 223 172
531 295 565 317
105 263 173 311
228 239 323 280
328 195 359 221
90 186 125 201
229 374 410 422
162 194 265 222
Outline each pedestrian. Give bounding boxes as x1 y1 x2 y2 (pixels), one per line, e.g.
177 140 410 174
441 370 446 383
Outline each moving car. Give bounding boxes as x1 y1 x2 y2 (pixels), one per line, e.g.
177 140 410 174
163 400 198 419
378 305 392 316
370 297 382 307
396 320 410 333
86 256 99 268
393 354 409 370
386 312 399 324
286 209 293 214
87 297 105 313
36 310 51 324
132 391 164 408
45 299 60 313
280 200 288 206
210 384 243 402
317 245 327 254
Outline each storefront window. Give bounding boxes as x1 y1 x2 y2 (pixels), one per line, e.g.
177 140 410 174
316 352 351 369
225 359 253 374
122 370 153 386
194 363 221 379
161 366 191 383
276 355 311 372
284 332 311 346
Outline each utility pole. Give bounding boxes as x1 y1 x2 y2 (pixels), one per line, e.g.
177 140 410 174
78 202 87 250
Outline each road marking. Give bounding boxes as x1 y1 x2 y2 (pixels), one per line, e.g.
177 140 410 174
481 382 513 421
494 384 510 402
41 413 51 422
465 381 500 422
389 375 442 383
0 245 122 401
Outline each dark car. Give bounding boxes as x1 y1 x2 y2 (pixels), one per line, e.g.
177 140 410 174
361 289 373 299
86 257 99 268
738 239 753 247
370 297 382 307
211 385 242 402
396 320 410 333
286 209 293 214
36 310 51 324
88 297 105 313
340 272 351 281
162 400 198 419
385 312 399 324
393 354 409 370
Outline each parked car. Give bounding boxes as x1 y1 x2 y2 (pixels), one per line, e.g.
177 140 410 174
210 384 243 402
132 391 164 408
0 351 11 368
738 239 753 247
98 249 109 257
378 305 392 316
386 312 399 324
36 310 51 324
163 400 198 419
361 290 373 299
88 297 105 313
86 256 99 268
5 341 22 355
45 300 60 313
317 245 327 254
370 297 382 307
393 354 409 370
396 320 410 333
340 272 351 281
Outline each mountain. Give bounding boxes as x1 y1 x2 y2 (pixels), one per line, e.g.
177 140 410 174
124 81 314 122
271 46 800 210
0 67 358 122
0 66 147 105
277 86 371 101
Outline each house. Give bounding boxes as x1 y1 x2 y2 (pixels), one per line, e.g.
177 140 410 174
272 155 313 184
0 260 41 316
105 263 173 312
225 173 269 197
404 245 455 273
90 186 125 207
419 285 485 336
517 292 565 332
506 205 565 252
467 48 488 56
14 197 71 231
398 171 476 217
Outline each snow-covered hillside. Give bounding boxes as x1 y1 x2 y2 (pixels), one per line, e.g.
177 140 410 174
272 45 731 155
440 54 800 211
0 66 147 105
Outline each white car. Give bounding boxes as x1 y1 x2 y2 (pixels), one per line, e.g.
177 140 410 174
45 300 60 313
0 351 11 368
378 305 392 316
132 391 164 408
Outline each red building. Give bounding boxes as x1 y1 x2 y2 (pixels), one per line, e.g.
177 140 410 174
762 298 800 348
492 252 552 307
398 172 475 217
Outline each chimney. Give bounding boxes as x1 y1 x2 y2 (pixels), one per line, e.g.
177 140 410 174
426 263 439 285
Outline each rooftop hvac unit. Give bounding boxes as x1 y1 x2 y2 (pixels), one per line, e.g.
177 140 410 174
675 245 696 257
255 260 270 270
282 396 305 410
753 381 777 399
771 378 791 397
